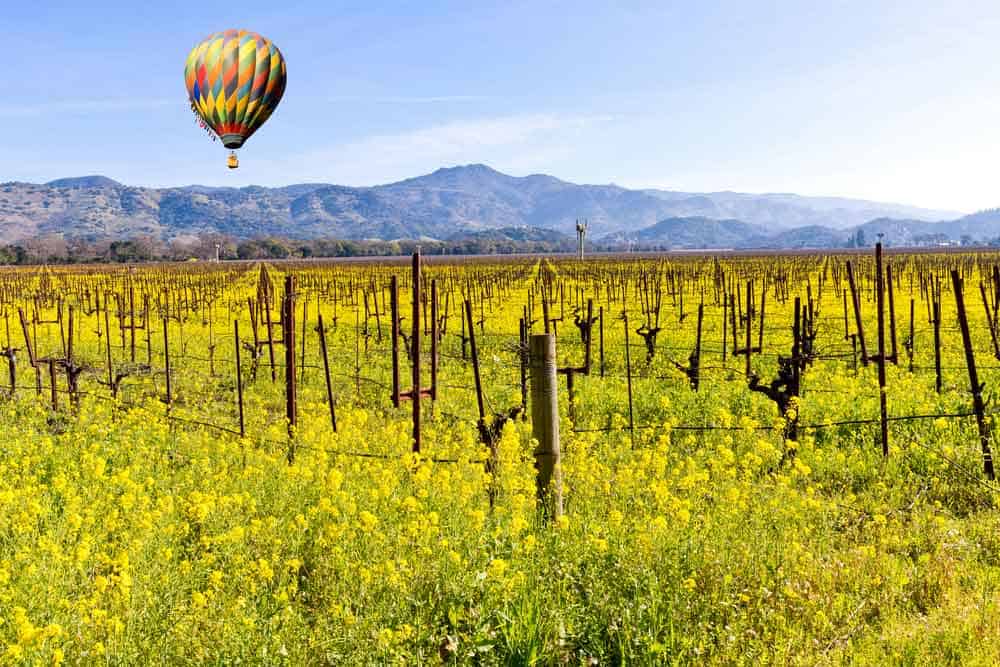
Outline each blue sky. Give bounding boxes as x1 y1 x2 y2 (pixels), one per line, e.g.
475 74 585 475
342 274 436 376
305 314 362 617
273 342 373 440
3 1 1000 212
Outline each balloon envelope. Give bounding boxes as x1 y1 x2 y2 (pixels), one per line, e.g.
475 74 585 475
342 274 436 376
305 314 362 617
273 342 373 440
185 30 287 149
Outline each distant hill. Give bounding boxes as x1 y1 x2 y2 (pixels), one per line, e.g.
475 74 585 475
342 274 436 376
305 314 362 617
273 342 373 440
0 164 966 245
46 175 123 189
641 190 958 230
447 225 571 243
605 216 769 248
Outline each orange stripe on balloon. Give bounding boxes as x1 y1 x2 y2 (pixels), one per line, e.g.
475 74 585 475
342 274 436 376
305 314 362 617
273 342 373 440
223 61 239 88
252 70 268 92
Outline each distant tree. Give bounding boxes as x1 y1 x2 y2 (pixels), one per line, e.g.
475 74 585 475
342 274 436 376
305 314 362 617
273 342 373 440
237 240 268 260
263 238 293 258
108 240 152 262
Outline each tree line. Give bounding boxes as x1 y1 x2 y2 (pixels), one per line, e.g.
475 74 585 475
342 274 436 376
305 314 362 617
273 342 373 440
0 233 581 265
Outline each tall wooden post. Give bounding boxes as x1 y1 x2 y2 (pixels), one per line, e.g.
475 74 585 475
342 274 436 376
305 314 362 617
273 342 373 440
129 286 136 363
264 288 277 382
599 306 605 377
67 305 75 365
4 314 15 396
623 310 636 447
693 302 704 392
318 313 337 433
908 298 915 373
887 263 898 364
234 320 246 438
842 290 849 339
466 300 486 425
757 283 766 353
933 298 942 394
284 276 297 459
519 317 528 416
951 270 995 480
980 281 1000 360
48 359 57 411
529 333 562 519
745 281 753 377
411 251 422 453
104 303 113 393
390 275 400 407
875 243 889 456
846 261 869 365
17 308 40 395
163 317 172 407
431 280 438 402
722 292 728 362
792 298 802 389
299 298 308 383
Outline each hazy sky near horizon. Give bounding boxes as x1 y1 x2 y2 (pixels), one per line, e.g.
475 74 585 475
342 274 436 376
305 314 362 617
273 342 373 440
4 1 1000 212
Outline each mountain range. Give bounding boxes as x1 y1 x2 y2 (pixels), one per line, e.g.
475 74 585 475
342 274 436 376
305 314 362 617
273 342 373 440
0 164 995 249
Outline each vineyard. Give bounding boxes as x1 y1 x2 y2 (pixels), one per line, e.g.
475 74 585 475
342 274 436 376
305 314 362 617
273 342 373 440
4 248 1000 664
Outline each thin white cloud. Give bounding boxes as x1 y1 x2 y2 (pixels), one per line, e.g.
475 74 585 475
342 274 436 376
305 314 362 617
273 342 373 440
325 94 490 104
348 113 605 158
280 112 614 185
0 98 175 118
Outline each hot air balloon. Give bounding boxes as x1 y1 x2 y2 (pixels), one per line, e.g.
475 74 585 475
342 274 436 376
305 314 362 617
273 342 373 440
184 30 287 169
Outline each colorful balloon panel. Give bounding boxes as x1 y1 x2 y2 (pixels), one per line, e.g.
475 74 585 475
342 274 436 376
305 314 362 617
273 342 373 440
184 30 286 149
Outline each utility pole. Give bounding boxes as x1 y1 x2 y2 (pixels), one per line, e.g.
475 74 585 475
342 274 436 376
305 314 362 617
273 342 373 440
575 218 588 260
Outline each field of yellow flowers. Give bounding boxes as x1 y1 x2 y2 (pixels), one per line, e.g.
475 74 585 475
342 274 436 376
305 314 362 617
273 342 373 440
3 253 1000 665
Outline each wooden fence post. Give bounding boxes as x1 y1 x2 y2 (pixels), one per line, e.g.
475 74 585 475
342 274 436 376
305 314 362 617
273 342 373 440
163 317 172 407
722 292 728 362
318 313 337 433
48 359 57 411
264 288 277 383
105 303 113 394
529 333 562 519
465 300 486 426
17 308 40 395
623 310 636 447
887 263 898 364
951 270 995 480
300 298 308 383
412 251 422 454
757 282 766 353
790 297 802 441
390 275 401 408
876 243 889 456
145 296 152 365
519 317 528 417
234 320 245 438
431 279 438 403
67 305 74 365
599 306 605 377
129 286 136 363
980 281 1000 360
846 261 869 365
933 298 942 394
284 275 297 461
4 314 15 396
745 280 753 377
908 298 915 373
693 302 704 392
